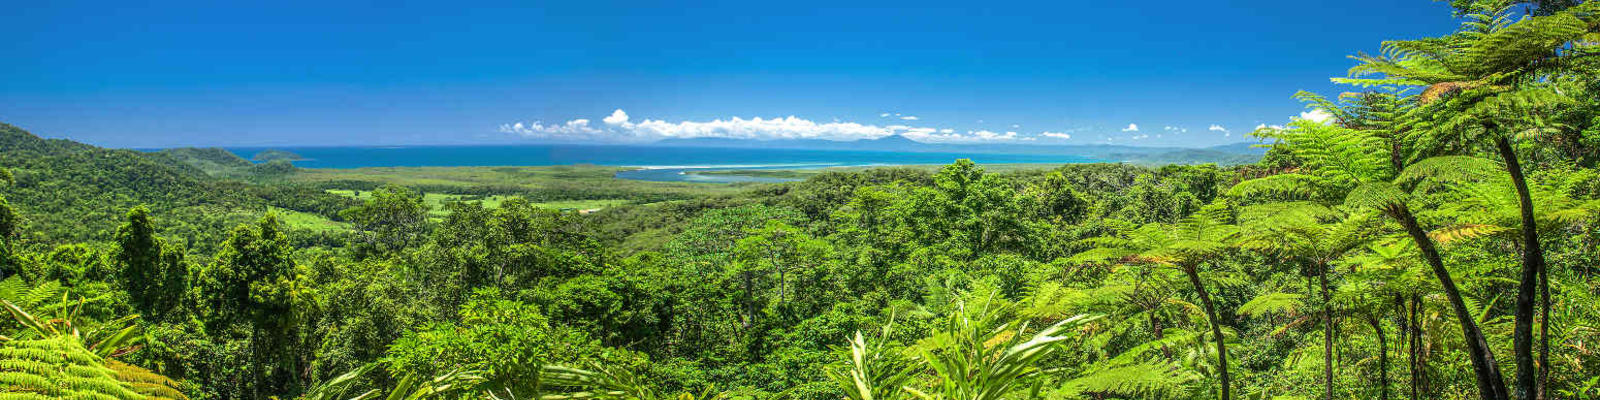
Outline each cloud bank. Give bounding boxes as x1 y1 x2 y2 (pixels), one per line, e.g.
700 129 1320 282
501 109 1069 143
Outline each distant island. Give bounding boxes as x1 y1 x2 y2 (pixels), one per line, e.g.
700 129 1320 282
251 149 306 162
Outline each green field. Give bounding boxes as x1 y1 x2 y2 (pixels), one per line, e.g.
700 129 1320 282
324 189 629 215
269 206 350 232
289 165 757 203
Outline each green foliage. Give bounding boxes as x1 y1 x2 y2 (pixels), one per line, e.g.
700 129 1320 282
385 288 625 396
197 214 297 330
340 185 430 256
5 6 1600 395
0 336 145 400
248 150 305 163
115 207 188 319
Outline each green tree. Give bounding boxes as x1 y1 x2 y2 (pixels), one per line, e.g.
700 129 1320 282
1342 5 1600 397
1072 206 1240 400
115 206 189 319
384 288 624 397
1241 110 1511 400
0 168 16 276
196 214 301 398
1236 203 1379 400
340 184 430 257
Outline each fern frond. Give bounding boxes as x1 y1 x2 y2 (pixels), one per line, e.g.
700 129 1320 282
1237 292 1307 318
1428 224 1510 245
1396 156 1502 187
1059 362 1197 399
1228 174 1326 202
1344 182 1410 211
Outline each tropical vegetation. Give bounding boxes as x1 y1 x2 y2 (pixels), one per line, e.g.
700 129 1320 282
1 1 1599 399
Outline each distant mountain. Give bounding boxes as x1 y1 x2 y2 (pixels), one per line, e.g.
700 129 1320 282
1109 149 1262 166
653 135 1266 165
1204 142 1271 156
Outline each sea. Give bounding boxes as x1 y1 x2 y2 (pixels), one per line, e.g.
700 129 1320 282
224 144 1100 183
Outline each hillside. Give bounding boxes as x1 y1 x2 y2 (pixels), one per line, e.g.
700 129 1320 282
0 123 349 248
158 147 254 175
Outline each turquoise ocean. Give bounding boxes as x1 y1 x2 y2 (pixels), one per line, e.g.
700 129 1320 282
225 144 1099 183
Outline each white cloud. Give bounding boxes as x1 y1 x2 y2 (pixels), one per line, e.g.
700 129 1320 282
1041 131 1072 140
1010 124 1020 128
603 109 630 125
1208 124 1229 134
619 116 888 141
972 130 1018 140
1299 108 1334 124
879 113 891 117
503 109 1027 143
1122 123 1140 132
499 119 604 138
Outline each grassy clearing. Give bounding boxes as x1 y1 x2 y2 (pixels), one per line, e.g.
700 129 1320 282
290 165 756 203
269 206 350 233
325 189 630 216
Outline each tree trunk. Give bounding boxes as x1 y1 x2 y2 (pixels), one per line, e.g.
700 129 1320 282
1392 205 1509 400
1370 314 1390 400
1537 263 1550 400
1183 263 1230 400
1321 265 1334 400
1151 313 1173 358
1496 135 1544 400
1410 294 1421 400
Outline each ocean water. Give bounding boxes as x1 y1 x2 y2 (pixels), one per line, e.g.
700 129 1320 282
226 144 1100 182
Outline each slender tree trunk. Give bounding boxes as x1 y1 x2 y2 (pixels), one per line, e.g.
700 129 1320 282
1321 265 1334 400
1390 140 1406 175
1410 295 1421 400
1537 264 1550 400
1183 263 1230 400
1370 314 1390 400
1392 205 1509 400
1496 135 1545 400
1151 313 1173 358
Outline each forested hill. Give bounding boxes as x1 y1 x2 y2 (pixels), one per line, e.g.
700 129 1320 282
158 147 254 175
0 123 350 249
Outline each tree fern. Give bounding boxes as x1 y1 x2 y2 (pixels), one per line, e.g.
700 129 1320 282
1057 361 1198 399
0 336 162 400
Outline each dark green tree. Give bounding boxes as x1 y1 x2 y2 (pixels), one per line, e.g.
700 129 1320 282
114 205 188 318
197 214 302 398
340 184 430 257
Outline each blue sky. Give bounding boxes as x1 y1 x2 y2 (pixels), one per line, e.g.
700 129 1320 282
1 0 1462 148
